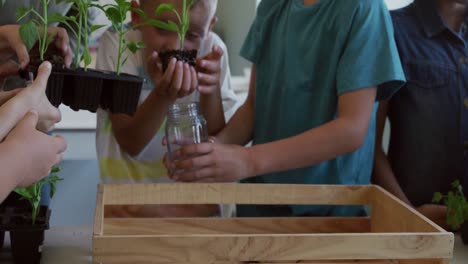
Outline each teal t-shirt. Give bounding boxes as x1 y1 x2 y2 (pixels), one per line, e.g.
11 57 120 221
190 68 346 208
239 0 405 216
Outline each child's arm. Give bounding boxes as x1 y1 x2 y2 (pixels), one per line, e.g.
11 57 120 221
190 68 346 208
216 66 256 145
372 102 412 205
0 111 66 202
373 102 448 228
0 62 61 141
110 54 198 156
0 89 21 106
197 45 226 135
167 70 377 183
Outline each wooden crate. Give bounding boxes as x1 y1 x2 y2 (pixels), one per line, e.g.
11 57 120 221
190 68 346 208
92 184 454 264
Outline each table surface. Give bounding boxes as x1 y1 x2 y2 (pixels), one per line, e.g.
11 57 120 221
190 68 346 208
1 226 467 263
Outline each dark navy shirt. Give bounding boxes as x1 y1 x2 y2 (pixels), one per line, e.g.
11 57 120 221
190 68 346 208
389 0 468 205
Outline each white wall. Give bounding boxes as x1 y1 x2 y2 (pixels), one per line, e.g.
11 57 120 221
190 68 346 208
385 0 413 10
214 0 257 76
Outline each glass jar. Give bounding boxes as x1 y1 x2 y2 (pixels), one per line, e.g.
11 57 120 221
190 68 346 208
165 102 208 169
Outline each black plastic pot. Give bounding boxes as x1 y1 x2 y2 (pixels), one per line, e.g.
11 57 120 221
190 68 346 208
10 228 46 264
105 73 144 115
100 71 144 115
61 69 104 113
0 230 4 250
0 198 50 264
462 220 468 245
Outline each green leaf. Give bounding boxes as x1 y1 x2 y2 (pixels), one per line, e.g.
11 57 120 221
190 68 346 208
47 12 69 24
19 20 38 51
433 192 443 203
14 188 34 200
452 180 461 189
143 20 179 33
130 7 147 21
126 41 144 54
83 50 92 67
90 24 106 33
16 6 33 22
155 3 176 16
51 167 61 174
105 7 123 26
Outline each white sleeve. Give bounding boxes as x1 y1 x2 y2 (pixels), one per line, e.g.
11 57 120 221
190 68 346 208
95 30 140 76
95 31 119 72
210 33 239 121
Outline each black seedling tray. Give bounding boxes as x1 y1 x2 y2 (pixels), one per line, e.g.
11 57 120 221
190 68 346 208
21 67 144 115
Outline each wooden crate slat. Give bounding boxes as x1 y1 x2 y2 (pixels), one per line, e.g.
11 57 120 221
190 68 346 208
370 186 444 233
93 260 397 264
94 184 453 263
93 233 453 262
102 184 372 206
94 184 105 236
398 260 449 264
103 217 371 235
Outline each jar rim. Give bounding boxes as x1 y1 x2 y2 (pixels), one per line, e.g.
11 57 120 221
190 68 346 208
167 102 201 119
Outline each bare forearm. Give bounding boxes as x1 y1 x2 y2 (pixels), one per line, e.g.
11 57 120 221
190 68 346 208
217 100 254 145
0 90 20 106
200 89 225 135
372 101 412 205
0 142 24 202
111 91 172 156
248 118 367 178
373 150 411 205
0 95 30 141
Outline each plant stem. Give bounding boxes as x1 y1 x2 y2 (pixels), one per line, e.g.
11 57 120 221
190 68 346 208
82 1 89 71
31 204 38 225
116 17 124 75
40 0 48 61
181 0 186 49
74 5 83 69
179 33 184 50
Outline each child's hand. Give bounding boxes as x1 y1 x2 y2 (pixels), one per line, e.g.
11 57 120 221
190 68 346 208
0 25 72 80
4 111 67 188
147 52 198 100
16 61 61 132
196 45 223 94
416 204 449 230
164 141 254 183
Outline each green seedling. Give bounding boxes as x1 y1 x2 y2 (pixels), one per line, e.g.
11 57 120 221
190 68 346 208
16 0 56 61
14 167 63 225
95 0 145 75
147 0 193 49
53 0 106 70
433 180 468 230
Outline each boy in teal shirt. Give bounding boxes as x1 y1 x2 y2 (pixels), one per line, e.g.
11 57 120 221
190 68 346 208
167 0 405 216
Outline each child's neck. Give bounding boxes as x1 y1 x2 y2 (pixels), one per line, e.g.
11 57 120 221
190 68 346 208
304 0 320 6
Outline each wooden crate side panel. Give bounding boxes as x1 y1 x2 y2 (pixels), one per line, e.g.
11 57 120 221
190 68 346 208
399 260 449 264
92 233 453 262
93 260 398 264
370 186 444 233
103 217 371 235
102 184 372 206
94 184 105 236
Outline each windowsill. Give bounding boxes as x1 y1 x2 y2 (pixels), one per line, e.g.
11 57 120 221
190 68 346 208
55 105 97 131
